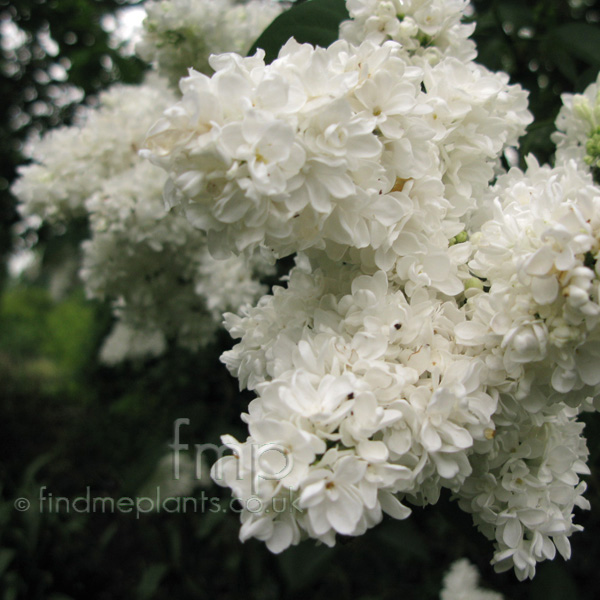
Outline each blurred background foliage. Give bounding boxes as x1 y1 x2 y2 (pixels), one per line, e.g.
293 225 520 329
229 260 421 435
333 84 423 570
1 0 600 598
471 0 600 163
0 0 147 289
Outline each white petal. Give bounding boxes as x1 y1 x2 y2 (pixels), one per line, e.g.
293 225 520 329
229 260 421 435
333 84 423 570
502 517 523 548
300 480 326 507
531 275 559 304
378 491 411 520
265 521 294 554
576 350 600 386
431 452 460 479
523 246 554 276
357 440 389 462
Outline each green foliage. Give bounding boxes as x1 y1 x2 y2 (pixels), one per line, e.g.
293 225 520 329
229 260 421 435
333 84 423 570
471 0 600 164
554 22 600 70
248 0 349 63
0 285 101 395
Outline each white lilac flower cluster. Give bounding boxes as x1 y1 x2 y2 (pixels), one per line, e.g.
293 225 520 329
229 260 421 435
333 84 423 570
440 559 503 600
14 77 174 224
79 156 270 359
136 0 284 87
458 157 600 405
553 71 600 181
340 0 477 62
457 399 590 580
138 0 598 582
12 0 279 362
144 38 530 266
215 255 499 550
15 0 600 583
449 82 600 577
141 0 600 581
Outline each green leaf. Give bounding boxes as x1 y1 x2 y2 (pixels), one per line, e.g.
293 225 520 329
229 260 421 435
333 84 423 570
0 549 15 577
577 65 600 92
2 571 20 600
496 2 533 32
248 0 349 64
530 561 579 600
195 509 226 540
544 43 578 83
136 563 169 600
374 518 429 561
276 544 334 592
477 37 512 73
555 23 600 66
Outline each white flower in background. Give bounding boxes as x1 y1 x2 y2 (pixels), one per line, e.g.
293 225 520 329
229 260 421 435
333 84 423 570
553 72 600 177
13 69 273 362
440 559 504 600
81 159 272 356
137 451 207 503
340 0 477 62
99 321 167 365
136 0 283 86
14 75 176 224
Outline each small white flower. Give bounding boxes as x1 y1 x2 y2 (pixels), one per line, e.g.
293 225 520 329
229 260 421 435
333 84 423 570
299 451 374 538
440 558 504 600
136 0 283 85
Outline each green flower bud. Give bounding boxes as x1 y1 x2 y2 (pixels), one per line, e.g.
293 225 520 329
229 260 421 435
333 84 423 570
464 277 484 291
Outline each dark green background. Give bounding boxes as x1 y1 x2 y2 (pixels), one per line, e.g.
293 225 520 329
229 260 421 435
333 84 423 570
1 0 600 598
